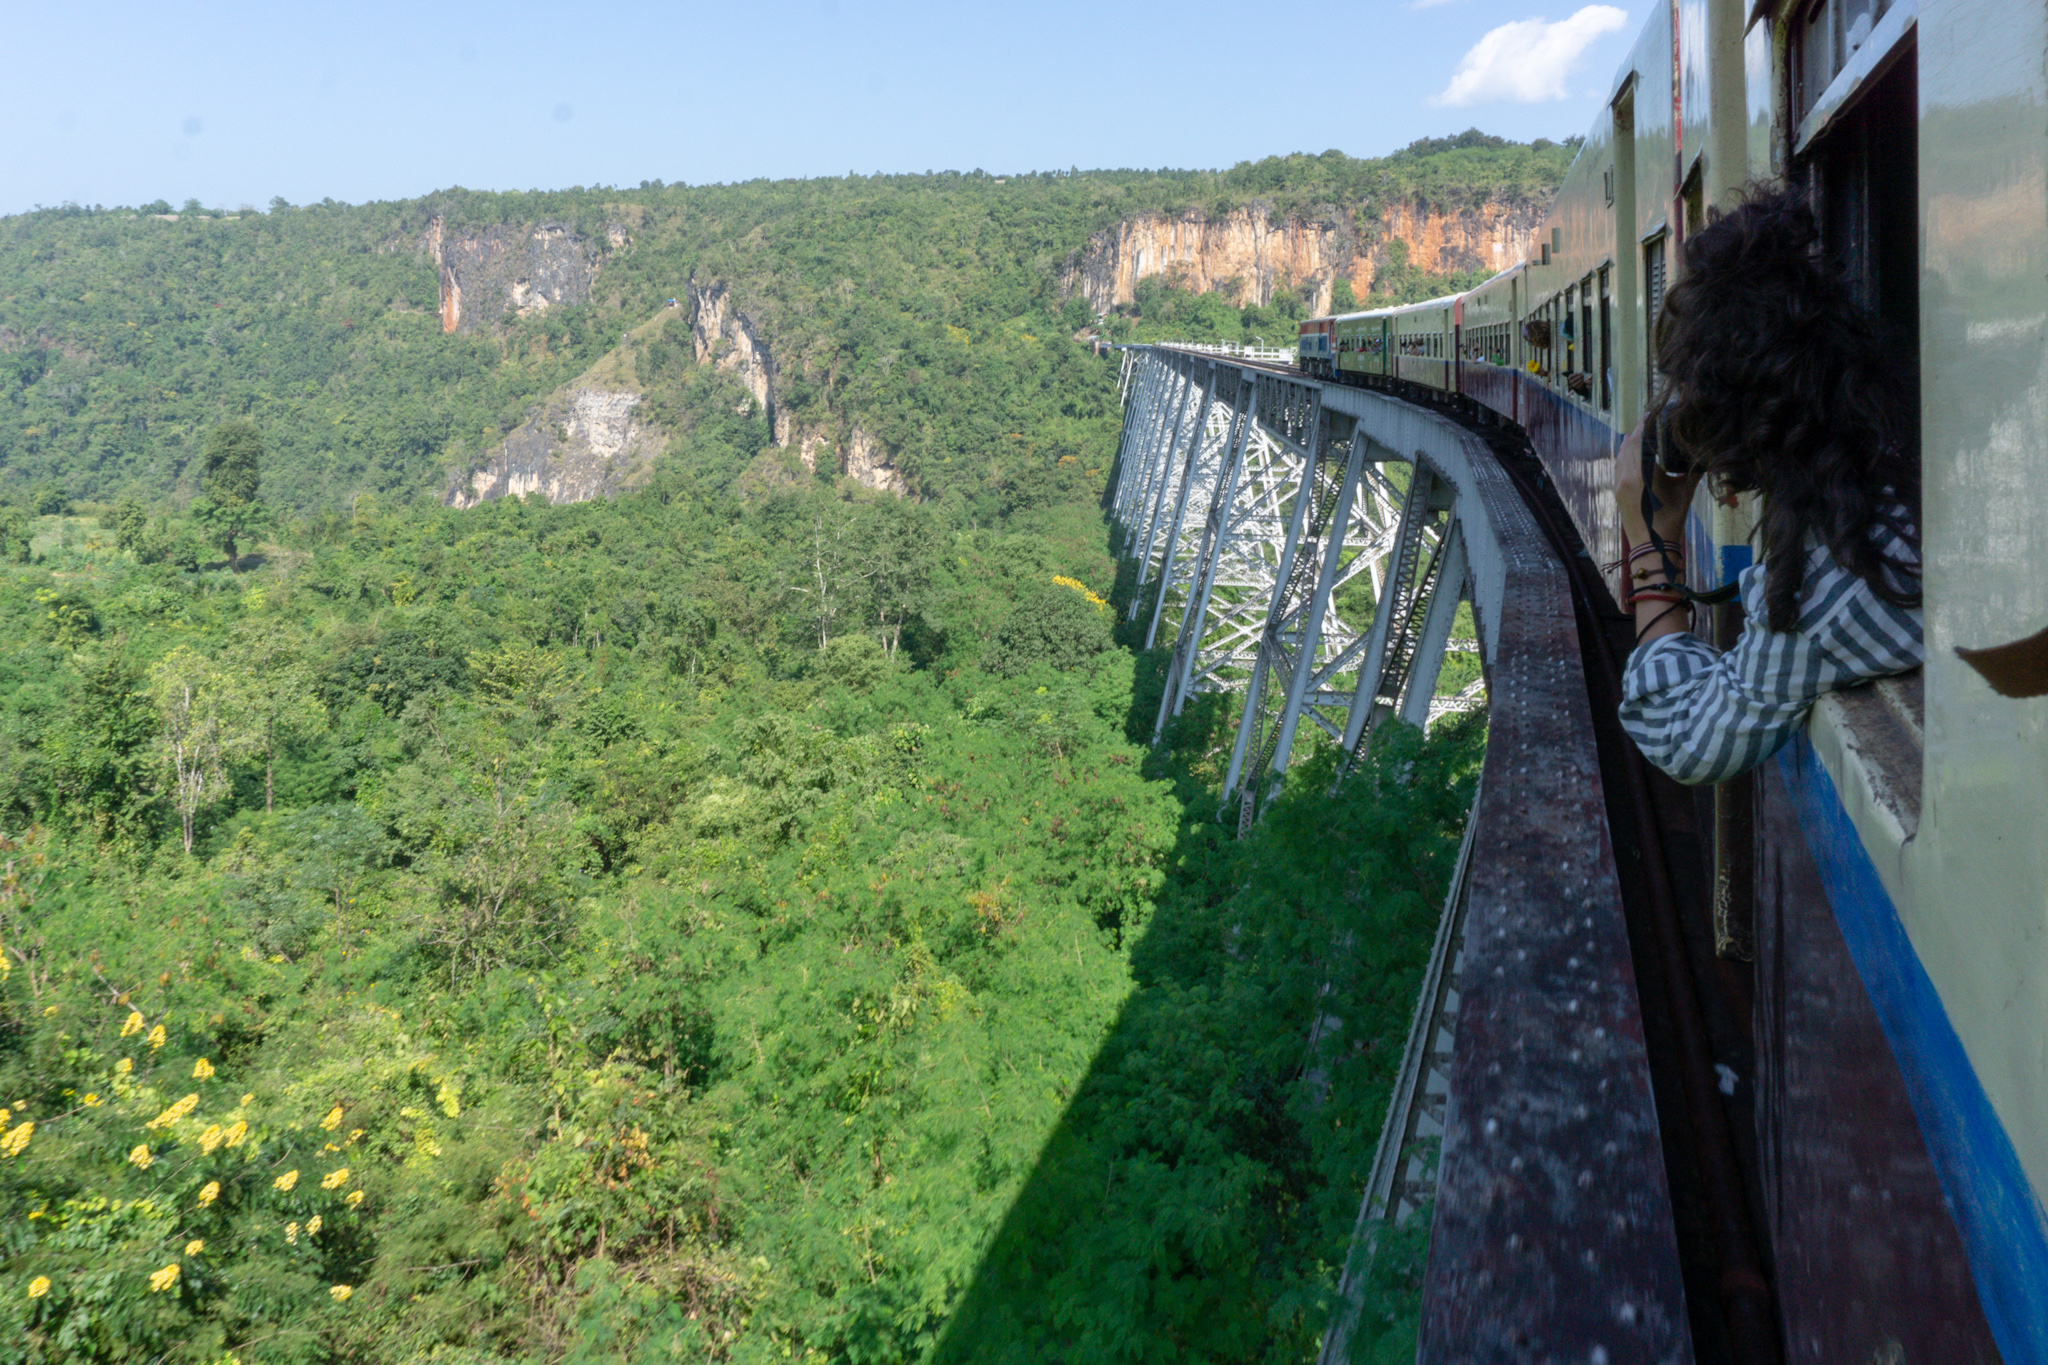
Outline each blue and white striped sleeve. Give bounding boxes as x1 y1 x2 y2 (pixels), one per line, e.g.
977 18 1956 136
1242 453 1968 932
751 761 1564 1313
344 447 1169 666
1618 544 1922 786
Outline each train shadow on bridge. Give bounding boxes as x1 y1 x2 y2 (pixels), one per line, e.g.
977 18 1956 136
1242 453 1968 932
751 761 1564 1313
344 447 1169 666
924 643 1483 1365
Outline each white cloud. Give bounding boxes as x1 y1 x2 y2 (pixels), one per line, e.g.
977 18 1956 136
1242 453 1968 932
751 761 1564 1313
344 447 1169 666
1431 5 1630 106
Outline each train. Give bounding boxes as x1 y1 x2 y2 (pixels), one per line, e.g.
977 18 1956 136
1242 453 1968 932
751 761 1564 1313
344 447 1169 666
1290 1 2048 1360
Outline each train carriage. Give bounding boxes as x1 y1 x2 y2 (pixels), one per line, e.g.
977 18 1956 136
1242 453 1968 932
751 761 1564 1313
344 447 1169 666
1281 0 2047 1357
1295 315 1335 377
1386 293 1459 393
1328 308 1384 381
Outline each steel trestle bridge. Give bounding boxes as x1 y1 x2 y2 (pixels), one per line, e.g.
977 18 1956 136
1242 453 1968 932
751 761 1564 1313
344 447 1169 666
1108 344 1697 1362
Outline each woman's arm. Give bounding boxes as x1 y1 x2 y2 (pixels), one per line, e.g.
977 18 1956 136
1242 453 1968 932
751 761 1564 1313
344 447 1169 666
1614 419 1703 648
1619 543 1922 785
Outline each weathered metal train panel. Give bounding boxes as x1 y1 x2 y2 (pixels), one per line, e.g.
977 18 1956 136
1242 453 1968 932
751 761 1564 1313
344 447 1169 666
1753 750 2001 1362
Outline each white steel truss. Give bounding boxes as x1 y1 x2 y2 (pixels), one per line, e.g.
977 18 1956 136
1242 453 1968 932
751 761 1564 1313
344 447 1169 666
1110 346 1484 827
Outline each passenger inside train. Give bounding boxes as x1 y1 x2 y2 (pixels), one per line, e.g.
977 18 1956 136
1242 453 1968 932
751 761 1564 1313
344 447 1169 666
1614 187 1923 785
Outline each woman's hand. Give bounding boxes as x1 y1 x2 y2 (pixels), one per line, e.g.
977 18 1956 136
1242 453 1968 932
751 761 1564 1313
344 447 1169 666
1615 418 1699 549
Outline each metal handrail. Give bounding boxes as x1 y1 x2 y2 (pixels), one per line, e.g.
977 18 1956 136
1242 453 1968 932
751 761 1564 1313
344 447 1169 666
1145 340 1297 364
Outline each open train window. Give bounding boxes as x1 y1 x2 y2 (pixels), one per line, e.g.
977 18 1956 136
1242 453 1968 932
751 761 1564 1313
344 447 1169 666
1799 24 1917 360
1564 284 1577 377
1598 267 1613 410
1794 0 1896 127
1580 276 1595 404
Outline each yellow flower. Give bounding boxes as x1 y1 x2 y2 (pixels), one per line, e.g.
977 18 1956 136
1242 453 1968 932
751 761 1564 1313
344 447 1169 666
2 1122 34 1158
320 1105 342 1132
145 1093 199 1130
146 1025 166 1051
198 1124 224 1154
81 1093 100 1107
223 1121 248 1148
184 1239 204 1256
347 1128 364 1144
329 1284 352 1302
1052 575 1110 610
273 1169 299 1192
197 1181 220 1207
192 1058 214 1080
115 1059 132 1076
121 1011 145 1038
240 1093 253 1106
285 1221 299 1244
148 1263 180 1293
305 1215 322 1236
26 1276 49 1299
320 1167 350 1190
127 1144 153 1169
344 1190 364 1208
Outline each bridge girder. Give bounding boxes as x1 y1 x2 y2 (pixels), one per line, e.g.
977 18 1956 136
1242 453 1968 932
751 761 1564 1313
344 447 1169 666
1110 347 1481 827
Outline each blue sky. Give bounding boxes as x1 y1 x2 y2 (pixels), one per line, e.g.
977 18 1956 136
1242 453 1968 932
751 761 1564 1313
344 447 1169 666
6 1 1647 215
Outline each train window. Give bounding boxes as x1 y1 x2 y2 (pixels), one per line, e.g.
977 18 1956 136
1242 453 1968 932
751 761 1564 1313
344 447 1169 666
1580 276 1595 403
1802 14 1918 396
1598 267 1613 410
1794 0 1895 125
1563 285 1577 379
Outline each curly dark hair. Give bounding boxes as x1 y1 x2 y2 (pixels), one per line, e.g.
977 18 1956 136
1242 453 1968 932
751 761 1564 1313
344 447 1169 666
1654 185 1920 632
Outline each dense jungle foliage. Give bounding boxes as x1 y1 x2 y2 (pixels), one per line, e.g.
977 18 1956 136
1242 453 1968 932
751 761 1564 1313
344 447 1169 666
0 481 1481 1364
0 137 1510 1363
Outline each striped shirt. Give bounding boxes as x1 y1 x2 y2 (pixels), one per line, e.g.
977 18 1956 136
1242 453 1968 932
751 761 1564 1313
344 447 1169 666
1619 534 1923 786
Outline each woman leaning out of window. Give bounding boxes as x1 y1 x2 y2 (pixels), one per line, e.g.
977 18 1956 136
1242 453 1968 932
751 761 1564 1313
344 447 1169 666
1613 186 1923 786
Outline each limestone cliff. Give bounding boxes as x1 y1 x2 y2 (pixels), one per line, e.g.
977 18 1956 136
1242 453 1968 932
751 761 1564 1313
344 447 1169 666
1060 196 1546 314
424 217 623 334
842 426 907 495
449 280 911 508
688 281 779 427
687 280 910 495
446 386 662 508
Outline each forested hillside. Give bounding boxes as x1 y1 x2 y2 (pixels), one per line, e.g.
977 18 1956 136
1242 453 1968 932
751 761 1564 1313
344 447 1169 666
0 137 1519 1364
0 132 1572 514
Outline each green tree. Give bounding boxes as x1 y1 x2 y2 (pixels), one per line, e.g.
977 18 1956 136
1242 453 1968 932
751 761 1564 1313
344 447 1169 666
46 651 159 842
863 498 937 658
110 498 149 555
983 581 1113 677
0 502 30 563
776 493 883 649
194 419 268 571
220 620 328 812
1332 277 1361 312
148 645 252 854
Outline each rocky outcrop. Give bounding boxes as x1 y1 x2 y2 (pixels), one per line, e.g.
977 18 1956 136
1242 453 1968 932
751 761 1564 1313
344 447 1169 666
425 217 606 334
688 281 778 425
843 426 907 495
686 282 911 495
445 387 662 508
1060 197 1546 315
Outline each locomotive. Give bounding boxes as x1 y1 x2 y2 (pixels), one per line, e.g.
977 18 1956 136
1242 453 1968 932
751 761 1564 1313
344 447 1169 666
1294 1 2048 1359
